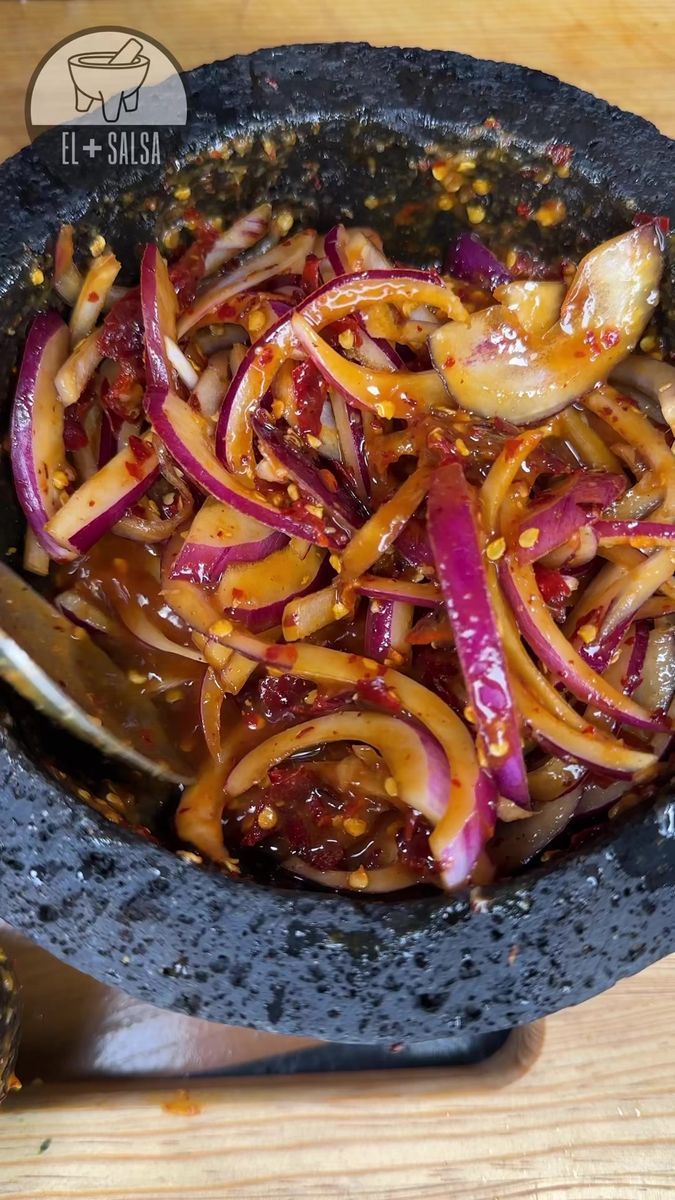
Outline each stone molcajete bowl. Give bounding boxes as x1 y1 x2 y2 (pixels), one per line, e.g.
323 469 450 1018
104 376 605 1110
0 43 674 1044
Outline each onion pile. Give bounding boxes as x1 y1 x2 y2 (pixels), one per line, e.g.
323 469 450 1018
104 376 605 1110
9 208 675 894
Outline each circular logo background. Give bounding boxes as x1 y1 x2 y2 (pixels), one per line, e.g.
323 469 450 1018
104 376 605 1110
26 27 187 136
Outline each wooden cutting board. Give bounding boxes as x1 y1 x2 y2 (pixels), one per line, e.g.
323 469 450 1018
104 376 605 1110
0 930 674 1200
2 1 675 1196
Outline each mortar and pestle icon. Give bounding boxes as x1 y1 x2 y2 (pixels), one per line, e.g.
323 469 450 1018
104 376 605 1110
68 37 150 123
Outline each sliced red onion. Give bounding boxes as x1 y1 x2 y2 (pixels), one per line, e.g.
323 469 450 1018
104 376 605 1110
113 481 194 546
113 594 206 662
291 312 447 418
574 777 633 819
200 668 226 760
355 576 440 607
622 619 650 696
406 609 452 646
178 229 315 337
97 409 116 469
341 467 432 580
56 588 120 636
226 710 452 832
514 471 626 564
445 232 513 291
53 224 82 305
192 350 230 418
431 225 664 423
594 519 675 547
395 519 434 573
427 464 529 808
284 858 420 893
282 584 339 642
213 625 489 888
587 549 675 668
331 393 369 500
23 528 50 577
54 329 103 407
540 523 599 570
635 623 675 717
500 557 668 731
203 203 272 275
433 770 497 889
171 496 287 585
252 413 368 535
45 439 160 555
364 599 414 665
490 788 579 875
323 224 349 277
495 280 565 336
165 336 199 391
216 269 460 477
146 386 346 548
116 419 142 452
140 243 178 391
510 673 656 778
610 354 675 436
10 310 72 560
70 252 121 346
323 226 405 368
217 540 324 631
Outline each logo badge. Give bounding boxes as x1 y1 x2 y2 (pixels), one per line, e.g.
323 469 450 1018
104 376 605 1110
25 27 187 176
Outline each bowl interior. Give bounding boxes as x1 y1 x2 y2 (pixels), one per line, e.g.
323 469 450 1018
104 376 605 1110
0 80 669 854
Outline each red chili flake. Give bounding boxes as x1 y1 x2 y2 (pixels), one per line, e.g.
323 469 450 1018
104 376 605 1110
63 398 91 451
263 75 279 90
394 201 425 228
216 302 236 320
534 565 573 621
633 211 670 234
600 327 621 349
128 435 153 462
87 290 99 303
583 329 602 360
483 116 501 130
258 346 275 366
169 220 219 306
125 460 143 481
443 355 456 369
318 468 339 494
256 675 313 721
516 201 533 220
547 142 573 168
397 812 435 874
356 676 401 713
98 287 144 362
63 419 88 451
307 793 334 829
291 360 327 437
301 253 322 294
266 644 298 667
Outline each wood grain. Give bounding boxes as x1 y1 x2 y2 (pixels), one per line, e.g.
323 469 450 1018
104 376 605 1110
1 958 675 1199
2 2 675 1196
2 0 675 163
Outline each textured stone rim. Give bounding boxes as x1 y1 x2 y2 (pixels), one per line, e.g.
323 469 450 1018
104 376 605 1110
0 43 674 1042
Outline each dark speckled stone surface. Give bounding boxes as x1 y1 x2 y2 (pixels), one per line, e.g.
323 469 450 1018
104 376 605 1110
0 44 674 1041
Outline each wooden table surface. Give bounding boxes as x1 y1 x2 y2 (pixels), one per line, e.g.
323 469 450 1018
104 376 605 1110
2 1 675 1196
